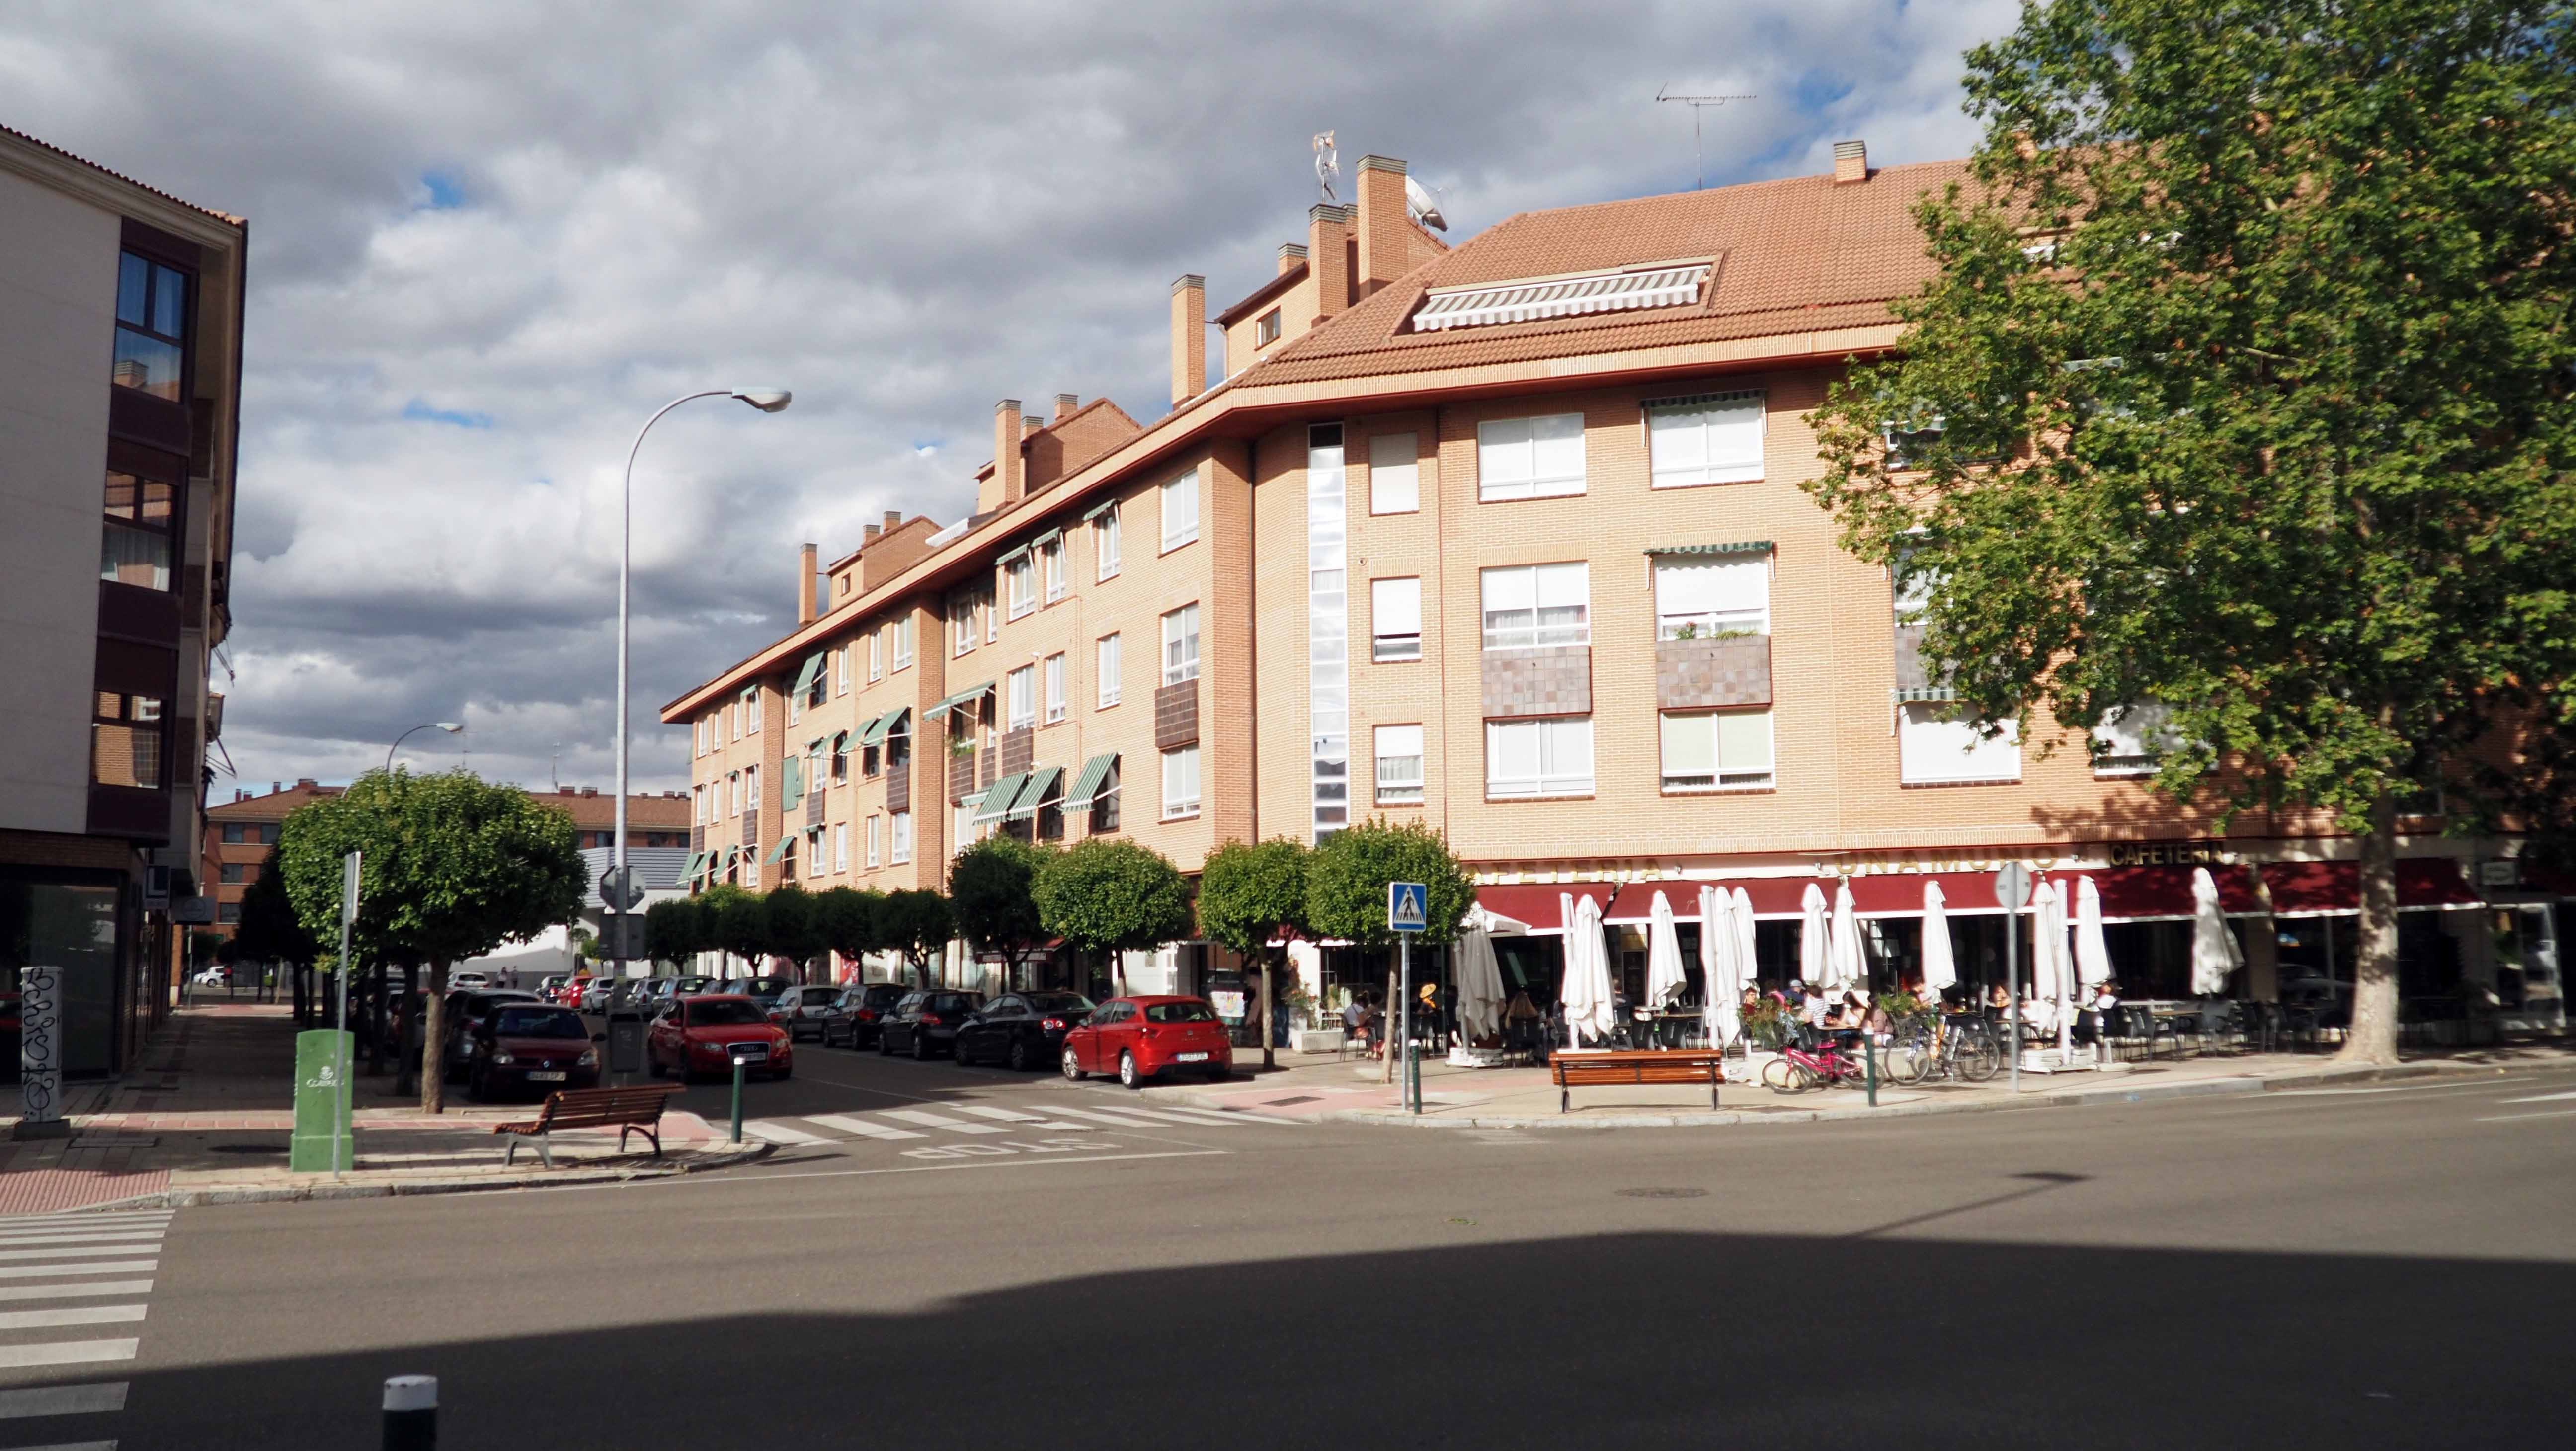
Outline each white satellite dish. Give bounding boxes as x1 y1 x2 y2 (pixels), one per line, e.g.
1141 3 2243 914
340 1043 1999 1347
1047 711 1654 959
1405 174 1447 231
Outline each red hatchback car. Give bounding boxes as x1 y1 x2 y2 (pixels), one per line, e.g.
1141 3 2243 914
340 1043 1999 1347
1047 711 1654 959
646 995 793 1083
1060 995 1231 1089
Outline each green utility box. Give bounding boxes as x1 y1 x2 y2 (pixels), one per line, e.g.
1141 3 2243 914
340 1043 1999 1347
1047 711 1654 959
289 1029 356 1173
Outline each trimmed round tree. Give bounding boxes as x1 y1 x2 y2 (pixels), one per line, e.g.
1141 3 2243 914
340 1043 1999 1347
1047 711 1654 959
1032 838 1193 999
814 887 882 981
763 885 828 983
878 888 955 987
1306 819 1475 1082
1196 838 1311 1070
948 836 1057 992
643 897 704 972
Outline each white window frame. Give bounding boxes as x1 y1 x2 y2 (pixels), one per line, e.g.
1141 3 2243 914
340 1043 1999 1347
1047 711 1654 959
1374 724 1424 806
867 631 882 682
1368 431 1420 514
837 646 852 697
1480 563 1590 650
1899 704 2023 785
692 785 705 824
1645 390 1766 488
1005 552 1036 619
833 823 849 874
951 589 977 657
745 764 760 809
890 810 912 864
893 615 914 671
1041 536 1066 602
727 771 740 815
1096 633 1122 708
1095 505 1122 580
2092 702 2177 777
744 690 760 734
1485 716 1595 798
1475 413 1586 501
1371 577 1422 662
1162 604 1200 685
808 829 826 878
1007 665 1036 731
865 814 881 869
1160 469 1200 552
1654 554 1771 639
1161 743 1202 820
1659 708 1776 791
1043 652 1066 724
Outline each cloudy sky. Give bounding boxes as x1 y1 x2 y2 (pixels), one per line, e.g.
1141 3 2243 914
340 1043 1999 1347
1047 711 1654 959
6 0 2016 800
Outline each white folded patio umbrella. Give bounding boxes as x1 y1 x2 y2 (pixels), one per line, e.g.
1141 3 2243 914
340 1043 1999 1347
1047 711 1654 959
2032 877 2072 1053
1798 882 1831 988
1829 880 1867 993
1920 879 1958 995
2189 866 2243 995
2075 875 2114 989
1645 890 1688 1004
1732 887 1758 995
1455 922 1506 1042
1558 891 1615 1048
1700 885 1744 1050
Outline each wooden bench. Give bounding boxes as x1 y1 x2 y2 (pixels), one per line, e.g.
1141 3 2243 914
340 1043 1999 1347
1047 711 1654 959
491 1084 683 1168
1548 1050 1726 1114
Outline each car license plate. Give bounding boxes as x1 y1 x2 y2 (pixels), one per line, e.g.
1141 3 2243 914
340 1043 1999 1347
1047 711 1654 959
529 1070 567 1082
1176 1051 1210 1063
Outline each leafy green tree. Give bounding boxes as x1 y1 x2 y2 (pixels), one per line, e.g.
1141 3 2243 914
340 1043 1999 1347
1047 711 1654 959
644 897 703 970
948 836 1057 991
763 885 828 982
814 887 882 981
1308 820 1475 1082
276 769 586 1111
1804 0 2576 1064
878 889 955 987
1197 838 1311 1070
1032 838 1193 997
227 846 320 1019
706 885 769 977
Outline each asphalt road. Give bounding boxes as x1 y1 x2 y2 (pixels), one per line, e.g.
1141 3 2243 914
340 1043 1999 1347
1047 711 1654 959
11 1049 2575 1450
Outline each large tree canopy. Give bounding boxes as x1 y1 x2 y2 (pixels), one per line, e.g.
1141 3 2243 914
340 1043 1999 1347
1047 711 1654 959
947 836 1056 987
1807 0 2576 1062
1198 838 1312 1070
1306 819 1475 950
1032 839 1193 988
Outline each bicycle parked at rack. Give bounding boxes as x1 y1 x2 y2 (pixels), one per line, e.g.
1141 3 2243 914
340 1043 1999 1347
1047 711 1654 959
1759 1032 1870 1093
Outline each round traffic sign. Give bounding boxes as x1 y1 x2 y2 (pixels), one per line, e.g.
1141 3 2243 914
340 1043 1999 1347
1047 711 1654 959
1992 862 2032 911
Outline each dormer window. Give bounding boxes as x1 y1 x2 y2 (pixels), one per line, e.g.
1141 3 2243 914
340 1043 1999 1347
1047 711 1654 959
1255 308 1282 347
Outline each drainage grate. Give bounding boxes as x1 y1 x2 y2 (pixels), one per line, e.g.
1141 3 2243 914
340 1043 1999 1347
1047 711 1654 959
1263 1095 1322 1107
1617 1187 1707 1199
207 1144 288 1156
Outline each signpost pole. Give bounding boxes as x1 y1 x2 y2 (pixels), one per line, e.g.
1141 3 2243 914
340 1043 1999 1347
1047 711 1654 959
1993 863 2028 1098
1387 881 1428 1115
335 851 360 1176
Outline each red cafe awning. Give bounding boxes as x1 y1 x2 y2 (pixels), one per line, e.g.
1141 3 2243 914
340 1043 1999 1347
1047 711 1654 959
2257 859 2481 917
1475 883 1618 935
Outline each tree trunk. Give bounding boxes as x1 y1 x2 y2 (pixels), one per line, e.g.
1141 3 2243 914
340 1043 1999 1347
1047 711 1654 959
1259 951 1276 1071
2337 795 2403 1066
394 963 420 1098
420 960 452 1113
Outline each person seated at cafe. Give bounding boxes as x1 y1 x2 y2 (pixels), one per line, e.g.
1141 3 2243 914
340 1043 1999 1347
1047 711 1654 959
1798 982 1830 1028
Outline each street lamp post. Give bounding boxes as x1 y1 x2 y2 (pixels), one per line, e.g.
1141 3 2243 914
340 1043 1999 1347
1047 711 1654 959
610 390 791 974
385 722 464 775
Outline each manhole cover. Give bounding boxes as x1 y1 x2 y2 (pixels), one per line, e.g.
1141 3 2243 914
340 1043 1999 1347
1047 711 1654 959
1617 1187 1707 1199
208 1144 287 1156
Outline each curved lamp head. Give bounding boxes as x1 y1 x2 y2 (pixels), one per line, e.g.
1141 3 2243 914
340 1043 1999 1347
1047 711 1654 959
434 721 464 733
731 389 793 413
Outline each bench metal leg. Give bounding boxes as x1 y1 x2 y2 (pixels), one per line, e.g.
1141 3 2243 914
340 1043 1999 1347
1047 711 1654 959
502 1138 517 1168
619 1123 663 1159
534 1133 552 1170
1560 1086 1569 1114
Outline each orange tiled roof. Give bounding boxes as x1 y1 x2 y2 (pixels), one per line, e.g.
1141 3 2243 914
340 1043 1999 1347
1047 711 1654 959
1242 158 1972 386
0 123 246 227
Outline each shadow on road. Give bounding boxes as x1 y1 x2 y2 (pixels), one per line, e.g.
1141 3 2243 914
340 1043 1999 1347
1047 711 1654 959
115 1229 2556 1449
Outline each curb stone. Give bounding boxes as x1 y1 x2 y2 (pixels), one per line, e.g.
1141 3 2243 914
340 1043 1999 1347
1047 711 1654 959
1324 1058 2492 1130
59 1142 776 1212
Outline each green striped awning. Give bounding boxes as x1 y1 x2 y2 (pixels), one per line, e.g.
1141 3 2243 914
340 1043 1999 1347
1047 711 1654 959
781 755 804 803
791 653 826 695
1030 527 1062 550
1003 766 1063 821
923 682 993 722
679 851 704 881
973 772 1030 824
858 711 895 745
1080 497 1117 522
761 836 791 864
829 730 849 754
1644 540 1774 556
723 845 740 867
1063 752 1119 808
1892 686 1960 703
998 545 1031 567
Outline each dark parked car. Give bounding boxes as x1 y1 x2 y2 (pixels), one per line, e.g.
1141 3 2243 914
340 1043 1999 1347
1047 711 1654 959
440 989 543 1080
823 982 910 1049
877 990 985 1060
772 985 841 1041
728 976 792 1005
953 992 1096 1072
464 1004 600 1101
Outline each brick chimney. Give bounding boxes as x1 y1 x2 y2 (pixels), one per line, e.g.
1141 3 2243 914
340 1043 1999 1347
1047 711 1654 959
1307 204 1351 325
1055 393 1080 422
797 541 818 624
1022 415 1042 440
982 400 1024 513
1834 139 1868 184
1355 155 1410 298
863 522 882 545
1170 275 1206 406
1276 242 1308 276
884 509 900 532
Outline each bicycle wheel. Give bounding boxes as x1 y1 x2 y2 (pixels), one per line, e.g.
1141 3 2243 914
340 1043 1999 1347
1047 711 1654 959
1954 1036 2001 1083
1759 1056 1806 1093
1885 1042 1931 1087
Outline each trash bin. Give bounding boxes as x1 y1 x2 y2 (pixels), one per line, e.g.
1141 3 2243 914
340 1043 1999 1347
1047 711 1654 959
605 1009 645 1080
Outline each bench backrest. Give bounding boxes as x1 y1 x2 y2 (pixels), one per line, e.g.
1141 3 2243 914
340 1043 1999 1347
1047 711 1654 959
533 1085 680 1129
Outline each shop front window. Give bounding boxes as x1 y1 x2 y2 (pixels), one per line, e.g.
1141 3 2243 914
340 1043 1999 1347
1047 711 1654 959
1 879 121 1074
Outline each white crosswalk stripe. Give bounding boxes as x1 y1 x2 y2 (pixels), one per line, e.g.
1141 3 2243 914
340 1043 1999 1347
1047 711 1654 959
0 1212 174 1450
955 1106 1091 1130
1104 1104 1305 1128
803 1114 926 1141
0 1340 137 1370
0 1236 162 1251
875 1110 1007 1135
0 1265 154 1283
738 1120 835 1146
0 1286 149 1306
0 1250 159 1266
0 1308 144 1334
1023 1103 1177 1129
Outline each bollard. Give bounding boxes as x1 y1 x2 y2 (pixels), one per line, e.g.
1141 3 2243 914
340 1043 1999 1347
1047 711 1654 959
382 1374 435 1451
729 1055 747 1144
1864 1034 1878 1107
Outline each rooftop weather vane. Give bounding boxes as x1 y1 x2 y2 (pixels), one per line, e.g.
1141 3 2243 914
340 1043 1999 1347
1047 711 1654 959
1313 131 1339 202
1654 87 1759 191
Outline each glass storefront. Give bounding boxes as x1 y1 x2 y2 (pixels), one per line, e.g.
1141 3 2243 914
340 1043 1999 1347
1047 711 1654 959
2 878 123 1076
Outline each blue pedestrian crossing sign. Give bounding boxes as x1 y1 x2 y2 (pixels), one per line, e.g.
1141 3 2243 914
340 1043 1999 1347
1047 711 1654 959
1387 881 1429 934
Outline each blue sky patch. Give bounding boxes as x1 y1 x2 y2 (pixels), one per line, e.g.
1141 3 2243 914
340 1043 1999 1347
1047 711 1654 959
418 170 465 209
403 398 493 428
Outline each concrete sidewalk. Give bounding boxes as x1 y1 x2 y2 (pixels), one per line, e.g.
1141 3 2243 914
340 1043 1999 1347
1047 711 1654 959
1141 1038 2572 1128
0 1003 767 1212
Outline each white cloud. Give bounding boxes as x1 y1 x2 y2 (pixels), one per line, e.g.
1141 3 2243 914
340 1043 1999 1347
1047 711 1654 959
7 0 2020 799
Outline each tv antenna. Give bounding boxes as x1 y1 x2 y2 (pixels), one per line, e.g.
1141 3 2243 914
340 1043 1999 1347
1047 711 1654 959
1312 131 1339 202
1654 87 1758 190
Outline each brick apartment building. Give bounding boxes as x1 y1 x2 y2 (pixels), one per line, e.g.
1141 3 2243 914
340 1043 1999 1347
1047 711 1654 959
205 781 692 939
662 146 2563 1023
0 125 248 1074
